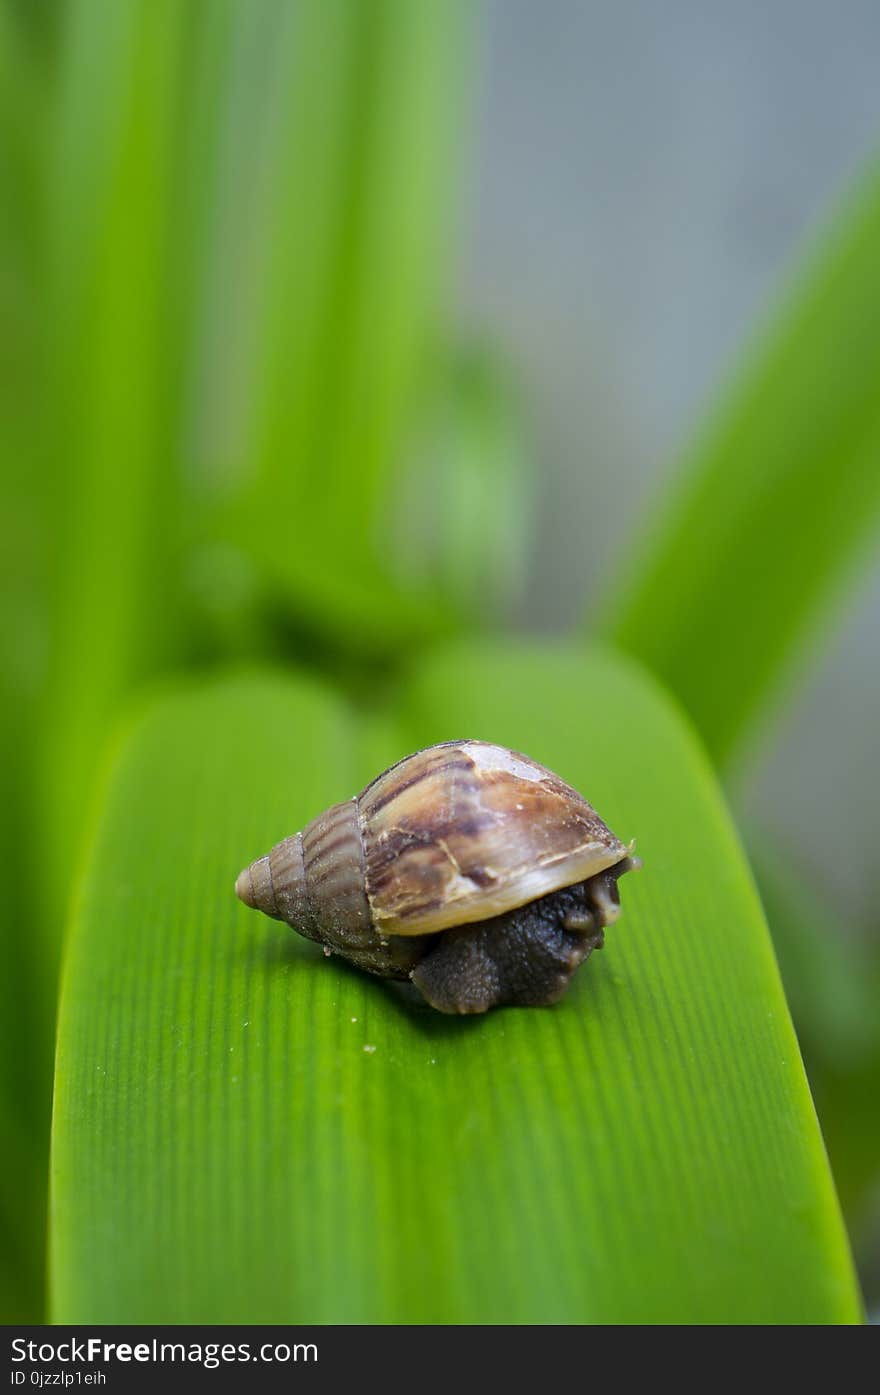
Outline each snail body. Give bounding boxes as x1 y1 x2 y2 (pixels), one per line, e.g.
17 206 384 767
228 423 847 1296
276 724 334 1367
235 740 638 1014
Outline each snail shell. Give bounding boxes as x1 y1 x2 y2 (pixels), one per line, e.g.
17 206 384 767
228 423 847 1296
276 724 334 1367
235 740 638 1014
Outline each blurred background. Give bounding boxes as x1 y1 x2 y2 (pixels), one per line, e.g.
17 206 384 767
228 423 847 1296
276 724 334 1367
467 0 880 920
1 0 878 1321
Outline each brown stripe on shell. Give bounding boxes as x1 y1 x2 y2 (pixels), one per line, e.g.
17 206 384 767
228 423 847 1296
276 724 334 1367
237 801 428 976
297 801 426 978
301 800 372 951
303 829 354 864
359 755 477 818
267 833 319 941
304 815 356 856
365 810 497 893
358 740 628 936
357 738 470 801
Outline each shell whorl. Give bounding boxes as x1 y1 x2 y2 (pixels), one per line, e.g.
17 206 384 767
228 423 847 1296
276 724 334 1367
235 798 424 978
234 830 313 931
236 800 370 947
299 799 372 950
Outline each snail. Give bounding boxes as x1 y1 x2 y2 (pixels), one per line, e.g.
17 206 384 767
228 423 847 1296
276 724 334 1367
235 740 639 1014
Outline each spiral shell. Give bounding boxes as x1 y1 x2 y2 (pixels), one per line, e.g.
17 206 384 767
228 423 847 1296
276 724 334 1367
235 740 637 1013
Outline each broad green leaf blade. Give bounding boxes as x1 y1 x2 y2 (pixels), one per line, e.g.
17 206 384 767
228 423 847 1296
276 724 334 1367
600 159 880 766
51 651 861 1323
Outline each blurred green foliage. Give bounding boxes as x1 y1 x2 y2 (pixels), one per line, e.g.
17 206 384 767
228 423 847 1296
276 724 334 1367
1 0 878 1323
602 163 880 770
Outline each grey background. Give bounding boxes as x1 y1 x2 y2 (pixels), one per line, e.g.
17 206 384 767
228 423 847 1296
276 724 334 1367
457 0 880 930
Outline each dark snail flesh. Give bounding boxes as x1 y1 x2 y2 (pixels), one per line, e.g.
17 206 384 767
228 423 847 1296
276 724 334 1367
235 740 639 1014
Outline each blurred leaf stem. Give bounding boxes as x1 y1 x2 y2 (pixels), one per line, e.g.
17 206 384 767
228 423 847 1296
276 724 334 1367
212 0 472 647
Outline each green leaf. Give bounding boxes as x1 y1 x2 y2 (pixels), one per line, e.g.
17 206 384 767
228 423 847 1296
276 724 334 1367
0 2 53 1322
207 0 471 648
391 345 531 625
749 835 880 1227
38 0 194 910
600 159 880 766
749 832 878 1070
0 1 45 315
51 647 861 1323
